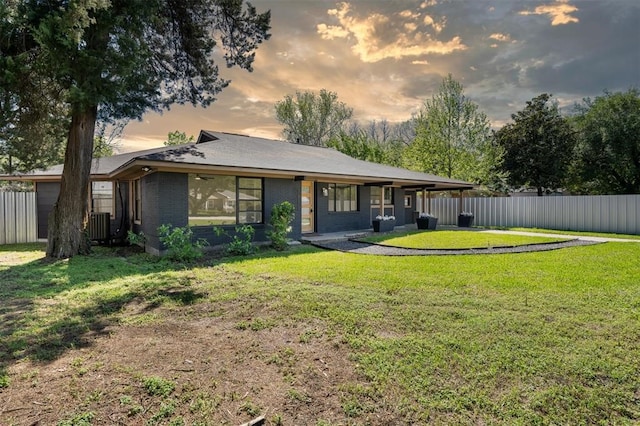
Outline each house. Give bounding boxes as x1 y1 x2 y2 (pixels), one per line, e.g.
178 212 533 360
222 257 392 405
3 131 474 254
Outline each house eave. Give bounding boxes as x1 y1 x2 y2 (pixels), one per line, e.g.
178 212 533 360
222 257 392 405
109 160 476 191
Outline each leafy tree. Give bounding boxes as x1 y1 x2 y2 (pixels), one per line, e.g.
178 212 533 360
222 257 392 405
572 89 640 194
327 131 403 166
0 0 270 258
402 74 502 187
0 59 68 173
164 130 195 146
494 93 575 196
275 89 353 146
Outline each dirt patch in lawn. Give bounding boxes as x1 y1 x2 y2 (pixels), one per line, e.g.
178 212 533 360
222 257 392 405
1 301 395 425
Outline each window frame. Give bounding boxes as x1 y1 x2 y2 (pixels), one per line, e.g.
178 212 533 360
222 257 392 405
237 177 264 225
370 186 394 206
90 181 115 218
188 174 264 226
328 183 359 213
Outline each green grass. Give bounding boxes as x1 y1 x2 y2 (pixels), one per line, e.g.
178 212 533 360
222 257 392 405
361 230 568 249
1 236 639 424
505 227 640 240
224 244 640 422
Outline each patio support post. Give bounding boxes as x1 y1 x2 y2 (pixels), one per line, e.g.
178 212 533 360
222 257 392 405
381 185 385 217
428 190 432 214
422 188 427 214
459 189 464 214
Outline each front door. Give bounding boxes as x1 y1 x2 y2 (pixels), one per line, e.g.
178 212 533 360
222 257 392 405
301 181 314 233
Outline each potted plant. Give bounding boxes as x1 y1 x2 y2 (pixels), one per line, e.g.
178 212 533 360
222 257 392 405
457 211 474 227
372 215 396 232
416 212 438 230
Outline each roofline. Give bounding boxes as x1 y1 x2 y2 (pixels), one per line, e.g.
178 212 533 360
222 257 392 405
107 160 475 189
1 157 476 190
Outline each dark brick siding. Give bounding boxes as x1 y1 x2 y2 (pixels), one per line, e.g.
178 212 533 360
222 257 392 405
313 184 408 233
35 182 60 239
137 174 300 253
136 172 189 251
35 181 129 241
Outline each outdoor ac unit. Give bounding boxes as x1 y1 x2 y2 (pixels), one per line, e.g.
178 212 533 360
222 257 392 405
89 212 111 242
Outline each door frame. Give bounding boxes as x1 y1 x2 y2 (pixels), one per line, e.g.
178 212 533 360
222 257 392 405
301 180 315 234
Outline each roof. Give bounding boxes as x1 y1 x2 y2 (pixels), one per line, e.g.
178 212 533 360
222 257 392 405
0 130 475 190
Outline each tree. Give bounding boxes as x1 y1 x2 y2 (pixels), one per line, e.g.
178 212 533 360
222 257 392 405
402 74 503 187
327 130 404 167
1 0 270 258
494 93 575 196
275 89 353 146
164 130 195 146
572 89 640 194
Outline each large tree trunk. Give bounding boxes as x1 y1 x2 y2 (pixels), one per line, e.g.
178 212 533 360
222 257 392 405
46 106 97 258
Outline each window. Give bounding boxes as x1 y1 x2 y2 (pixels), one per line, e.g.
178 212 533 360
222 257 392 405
132 179 141 223
91 181 114 216
370 187 394 206
370 186 395 217
328 183 358 212
188 174 262 226
404 194 412 208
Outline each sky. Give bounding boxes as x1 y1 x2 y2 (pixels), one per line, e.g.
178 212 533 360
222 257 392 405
119 0 640 152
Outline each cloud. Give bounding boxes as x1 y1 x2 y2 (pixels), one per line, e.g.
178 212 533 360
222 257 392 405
519 1 579 25
317 2 466 63
489 33 511 42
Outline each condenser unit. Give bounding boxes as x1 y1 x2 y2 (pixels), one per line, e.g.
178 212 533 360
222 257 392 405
89 212 111 243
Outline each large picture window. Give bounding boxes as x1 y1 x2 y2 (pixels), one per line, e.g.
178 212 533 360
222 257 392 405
188 174 263 226
328 183 358 212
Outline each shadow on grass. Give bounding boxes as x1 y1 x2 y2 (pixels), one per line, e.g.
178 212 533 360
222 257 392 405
0 245 209 371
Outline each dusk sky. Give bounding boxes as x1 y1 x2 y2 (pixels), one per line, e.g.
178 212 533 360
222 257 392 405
119 0 640 152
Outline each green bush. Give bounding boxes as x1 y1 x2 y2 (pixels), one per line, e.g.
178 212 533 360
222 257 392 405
214 224 256 256
267 201 295 251
127 230 146 246
157 224 207 261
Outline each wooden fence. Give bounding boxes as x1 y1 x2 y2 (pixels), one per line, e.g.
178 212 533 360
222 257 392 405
0 192 38 245
424 194 640 235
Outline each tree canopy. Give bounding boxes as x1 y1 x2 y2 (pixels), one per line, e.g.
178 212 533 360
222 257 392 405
402 74 503 188
275 89 353 146
327 131 403 167
494 93 575 196
572 89 640 194
164 130 196 146
0 0 270 257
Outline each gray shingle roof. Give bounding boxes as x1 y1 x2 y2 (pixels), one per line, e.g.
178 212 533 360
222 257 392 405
2 131 474 189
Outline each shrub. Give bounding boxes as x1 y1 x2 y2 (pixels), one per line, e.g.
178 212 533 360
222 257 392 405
267 201 295 251
157 224 207 261
214 224 256 256
127 230 146 246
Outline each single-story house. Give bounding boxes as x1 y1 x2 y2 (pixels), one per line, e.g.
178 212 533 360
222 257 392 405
2 131 473 254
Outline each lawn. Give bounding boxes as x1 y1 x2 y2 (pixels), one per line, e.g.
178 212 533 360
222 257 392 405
0 237 639 425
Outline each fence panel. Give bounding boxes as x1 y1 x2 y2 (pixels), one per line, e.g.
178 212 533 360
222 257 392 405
428 194 639 235
0 192 38 245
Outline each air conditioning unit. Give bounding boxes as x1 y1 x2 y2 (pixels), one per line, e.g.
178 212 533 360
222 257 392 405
89 212 111 243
